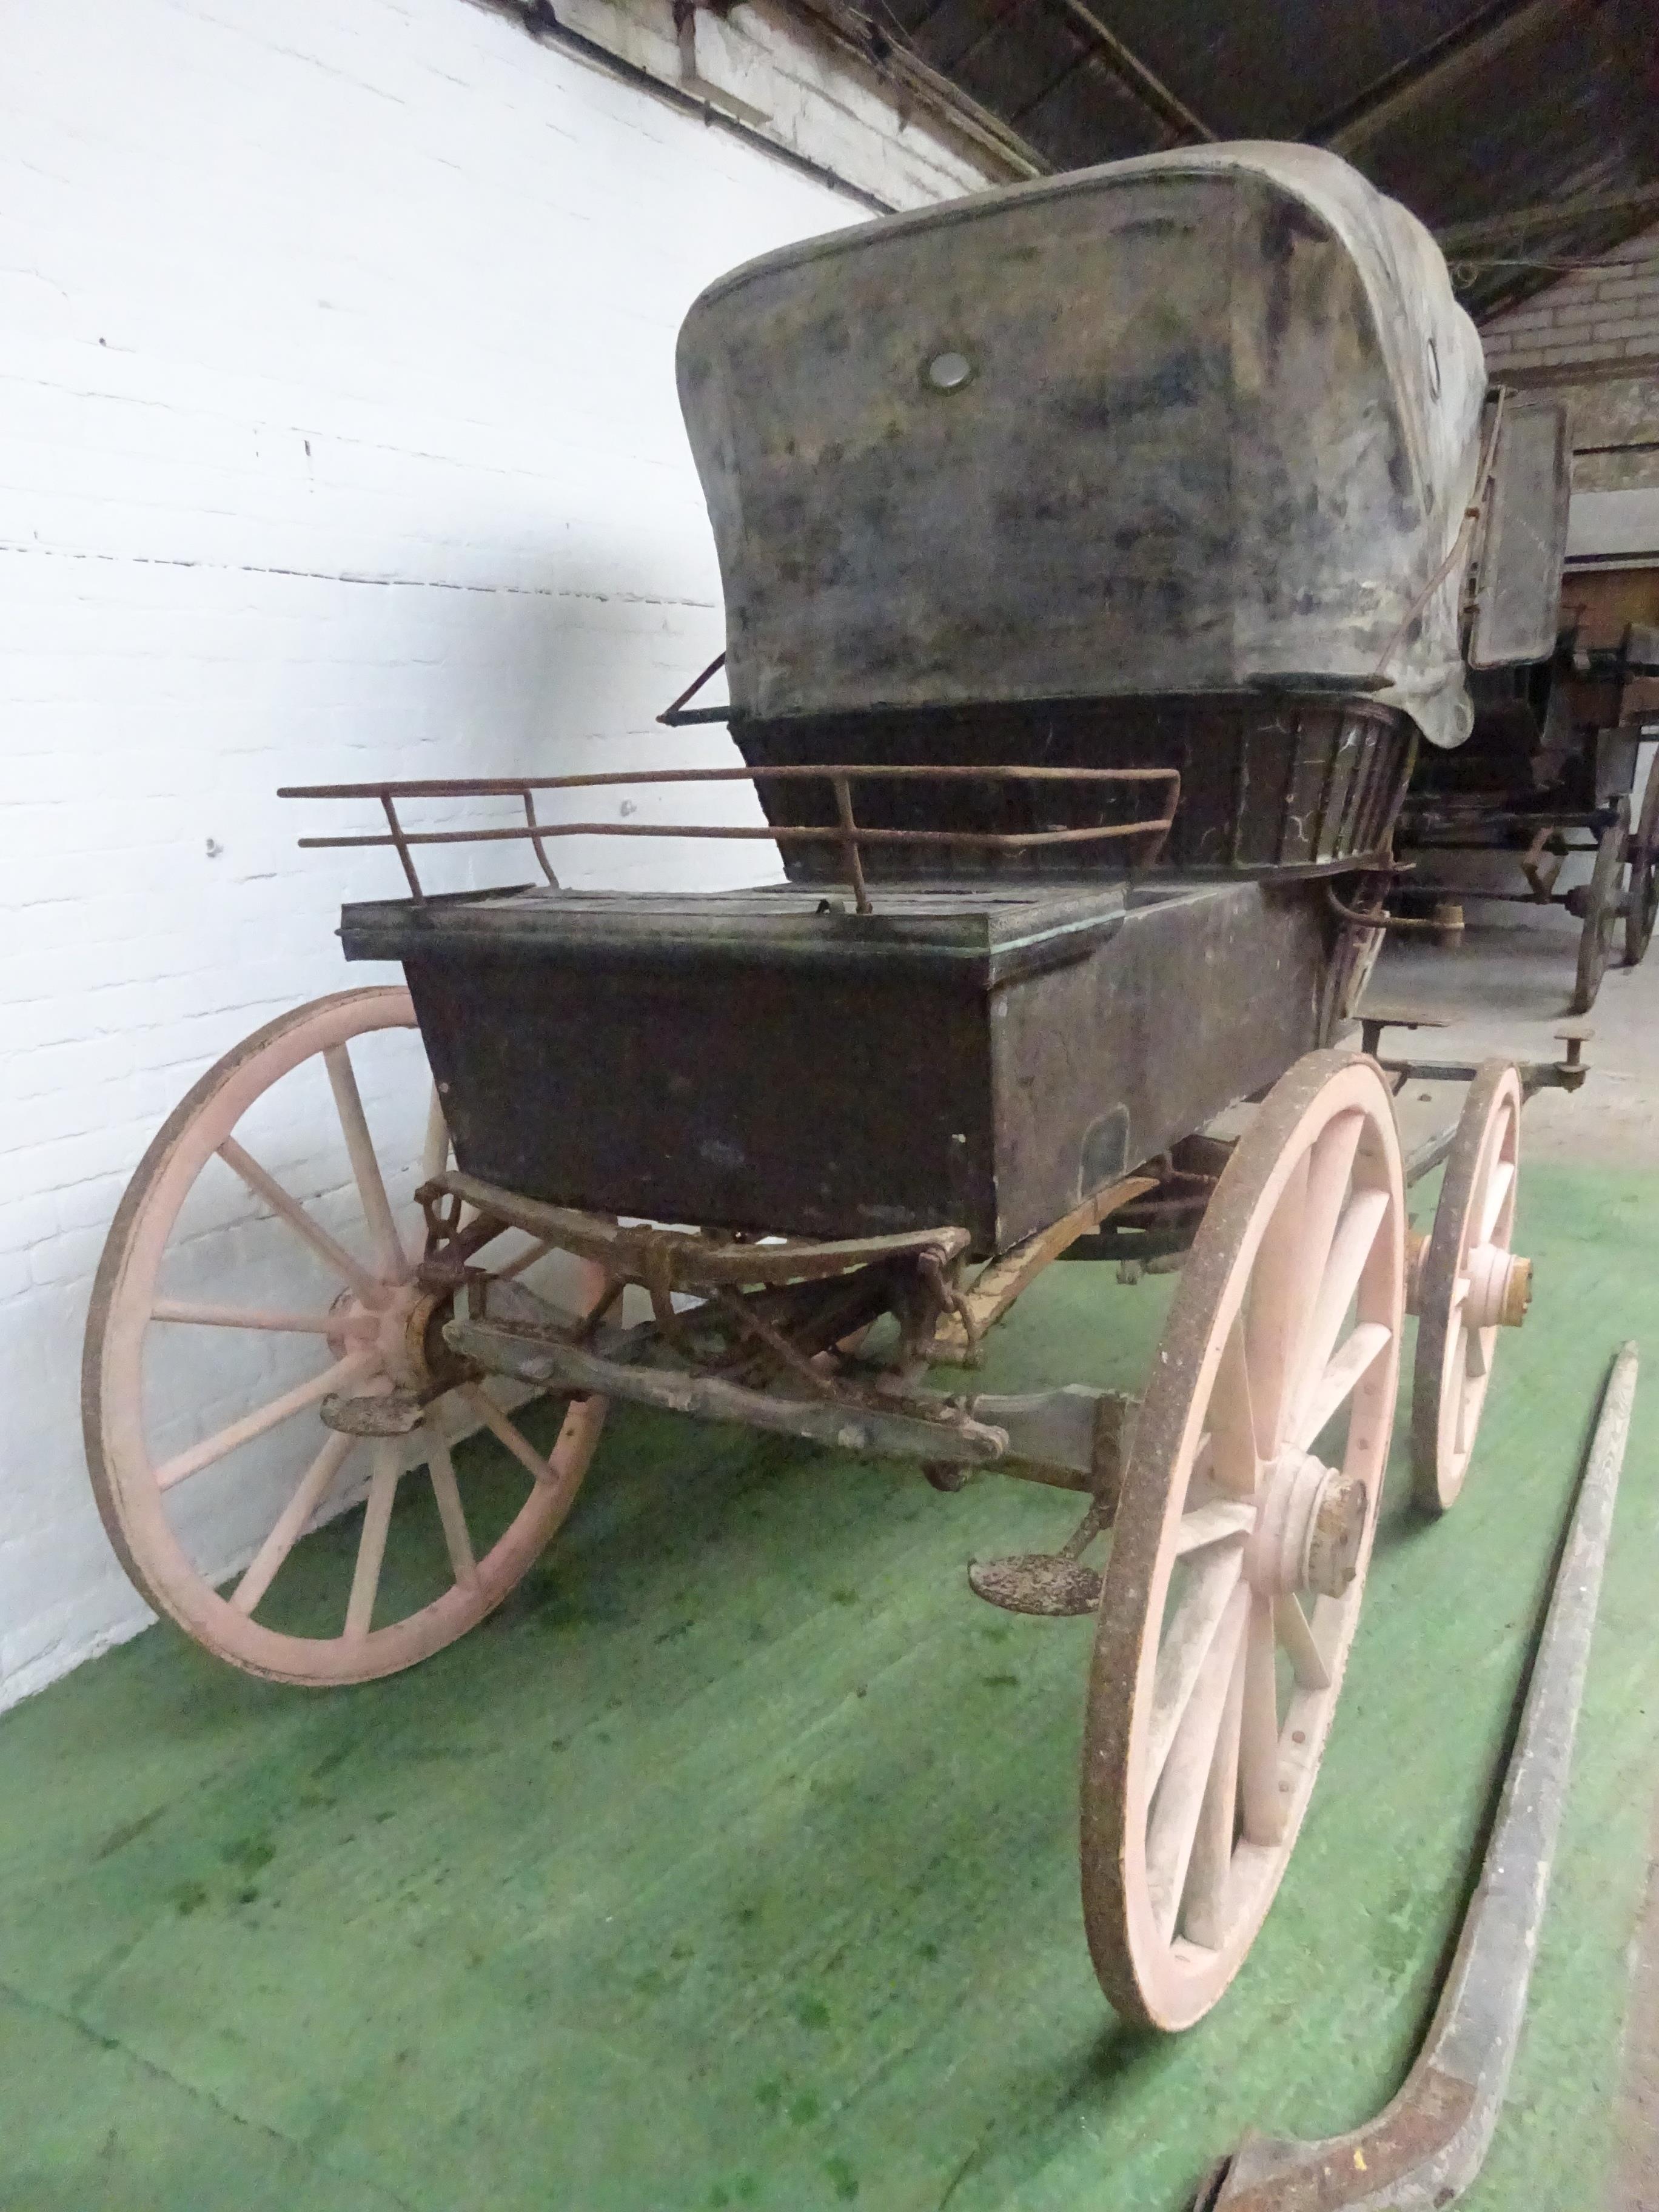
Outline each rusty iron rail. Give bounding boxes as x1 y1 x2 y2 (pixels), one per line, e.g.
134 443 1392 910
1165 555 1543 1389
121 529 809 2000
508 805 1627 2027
280 763 1182 915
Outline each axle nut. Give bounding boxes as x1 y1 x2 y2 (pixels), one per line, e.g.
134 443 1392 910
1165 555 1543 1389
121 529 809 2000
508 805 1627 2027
1305 1472 1368 1600
1498 1253 1532 1329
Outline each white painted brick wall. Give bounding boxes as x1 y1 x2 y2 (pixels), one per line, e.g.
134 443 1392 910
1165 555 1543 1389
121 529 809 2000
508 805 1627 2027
1480 223 1659 370
0 0 994 1707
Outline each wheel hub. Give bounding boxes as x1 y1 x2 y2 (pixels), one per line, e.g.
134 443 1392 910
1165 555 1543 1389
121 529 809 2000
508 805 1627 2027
1464 1242 1530 1330
1246 1450 1369 1600
326 1279 469 1392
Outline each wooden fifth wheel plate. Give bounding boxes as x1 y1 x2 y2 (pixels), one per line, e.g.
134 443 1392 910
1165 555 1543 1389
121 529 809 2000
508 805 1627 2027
82 988 608 1686
1410 1061 1528 1514
1081 1050 1404 2031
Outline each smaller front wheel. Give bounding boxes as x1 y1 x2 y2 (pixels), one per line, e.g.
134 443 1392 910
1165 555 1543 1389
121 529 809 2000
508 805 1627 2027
1410 1062 1528 1513
82 988 609 1686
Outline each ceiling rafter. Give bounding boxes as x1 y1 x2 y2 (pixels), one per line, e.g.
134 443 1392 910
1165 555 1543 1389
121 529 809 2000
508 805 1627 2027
1037 0 1217 145
1438 181 1659 249
1310 0 1578 154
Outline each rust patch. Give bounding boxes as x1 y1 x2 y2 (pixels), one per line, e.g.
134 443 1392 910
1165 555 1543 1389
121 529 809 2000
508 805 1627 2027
1219 2069 1476 2208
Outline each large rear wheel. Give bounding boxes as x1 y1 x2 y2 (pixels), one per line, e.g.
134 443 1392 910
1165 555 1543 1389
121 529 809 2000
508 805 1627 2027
1081 1051 1405 2030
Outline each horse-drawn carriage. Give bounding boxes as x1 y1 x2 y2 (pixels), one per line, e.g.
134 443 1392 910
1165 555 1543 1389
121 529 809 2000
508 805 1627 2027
84 146 1566 2030
1394 389 1659 1010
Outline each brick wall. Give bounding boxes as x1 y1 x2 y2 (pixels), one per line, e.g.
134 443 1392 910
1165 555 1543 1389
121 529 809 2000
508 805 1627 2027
0 0 996 1707
1479 224 1659 515
1479 224 1659 376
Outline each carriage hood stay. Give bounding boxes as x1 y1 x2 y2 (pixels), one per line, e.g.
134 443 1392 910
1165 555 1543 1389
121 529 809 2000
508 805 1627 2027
677 142 1487 753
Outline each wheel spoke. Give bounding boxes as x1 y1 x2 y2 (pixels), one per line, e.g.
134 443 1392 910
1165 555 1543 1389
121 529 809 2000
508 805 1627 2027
218 1136 380 1302
1292 1111 1364 1359
1245 1151 1309 1450
1239 1594 1286 1845
324 1043 408 1281
1180 1627 1247 1949
156 1349 375 1490
1288 1320 1392 1453
152 1299 341 1334
1147 1546 1245 1789
230 1431 356 1615
1480 1157 1515 1243
1274 1594 1330 1691
1208 1318 1262 1496
424 1417 478 1589
1284 1187 1390 1445
463 1384 554 1484
1455 1370 1481 1455
1147 1586 1248 1942
1173 1501 1256 1555
344 1438 403 1638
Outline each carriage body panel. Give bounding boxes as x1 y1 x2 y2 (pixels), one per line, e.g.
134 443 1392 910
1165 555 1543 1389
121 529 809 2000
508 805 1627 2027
341 879 1328 1250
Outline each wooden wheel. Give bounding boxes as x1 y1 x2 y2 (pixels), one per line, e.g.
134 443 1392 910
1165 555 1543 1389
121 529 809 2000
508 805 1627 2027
1570 797 1629 1014
82 988 608 1686
1409 1062 1527 1514
1081 1050 1404 2031
1626 766 1659 967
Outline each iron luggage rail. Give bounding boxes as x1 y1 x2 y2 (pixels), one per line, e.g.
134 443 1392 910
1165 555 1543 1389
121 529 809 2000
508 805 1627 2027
278 762 1182 916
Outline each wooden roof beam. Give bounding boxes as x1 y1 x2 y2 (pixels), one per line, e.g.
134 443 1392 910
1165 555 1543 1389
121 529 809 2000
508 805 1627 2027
1038 0 1217 145
1312 0 1574 155
1437 181 1659 249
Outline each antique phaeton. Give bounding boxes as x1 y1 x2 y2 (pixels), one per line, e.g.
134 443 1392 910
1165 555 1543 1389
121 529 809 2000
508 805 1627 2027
84 147 1565 2031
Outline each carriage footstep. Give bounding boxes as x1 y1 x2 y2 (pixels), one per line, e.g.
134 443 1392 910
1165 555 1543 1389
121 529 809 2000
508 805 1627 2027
967 1554 1102 1617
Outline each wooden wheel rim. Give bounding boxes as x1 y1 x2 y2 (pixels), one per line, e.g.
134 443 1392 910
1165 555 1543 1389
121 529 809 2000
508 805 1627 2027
1410 1061 1522 1513
1626 769 1659 968
1081 1051 1404 2031
1572 799 1629 1015
82 988 607 1686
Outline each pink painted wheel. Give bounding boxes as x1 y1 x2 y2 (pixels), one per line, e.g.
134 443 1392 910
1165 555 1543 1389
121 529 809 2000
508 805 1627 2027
82 988 608 1686
1410 1061 1528 1514
1081 1050 1405 2030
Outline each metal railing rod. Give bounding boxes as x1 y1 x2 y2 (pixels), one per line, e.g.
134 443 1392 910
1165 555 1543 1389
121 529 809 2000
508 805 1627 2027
298 818 1176 852
280 765 1178 797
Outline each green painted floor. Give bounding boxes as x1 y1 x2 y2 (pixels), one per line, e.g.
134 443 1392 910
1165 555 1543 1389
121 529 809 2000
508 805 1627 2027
2 1162 1655 2212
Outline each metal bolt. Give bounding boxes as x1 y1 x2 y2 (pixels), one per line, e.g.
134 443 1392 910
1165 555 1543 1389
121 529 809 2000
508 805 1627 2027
925 350 973 391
